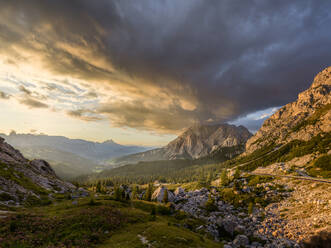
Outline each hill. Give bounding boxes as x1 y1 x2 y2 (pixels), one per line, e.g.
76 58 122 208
0 137 77 207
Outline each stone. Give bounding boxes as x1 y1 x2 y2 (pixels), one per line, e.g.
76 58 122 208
152 186 175 202
233 234 249 247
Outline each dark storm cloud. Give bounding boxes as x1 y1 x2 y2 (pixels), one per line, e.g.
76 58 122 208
0 0 330 132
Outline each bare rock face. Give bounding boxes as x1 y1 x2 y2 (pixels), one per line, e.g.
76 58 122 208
246 66 331 154
165 124 252 159
0 137 75 205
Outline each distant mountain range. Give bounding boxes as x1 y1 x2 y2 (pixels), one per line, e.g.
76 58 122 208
111 124 252 165
0 133 151 178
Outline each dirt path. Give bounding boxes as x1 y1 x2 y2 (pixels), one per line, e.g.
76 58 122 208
246 172 331 184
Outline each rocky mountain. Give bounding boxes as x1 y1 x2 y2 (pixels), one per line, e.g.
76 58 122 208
246 66 331 154
111 124 252 165
0 133 151 178
0 137 78 206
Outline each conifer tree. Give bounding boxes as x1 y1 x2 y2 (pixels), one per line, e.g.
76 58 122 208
144 184 152 201
162 189 168 203
220 170 229 186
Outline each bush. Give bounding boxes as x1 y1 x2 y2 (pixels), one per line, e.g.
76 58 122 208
0 192 14 201
205 195 218 212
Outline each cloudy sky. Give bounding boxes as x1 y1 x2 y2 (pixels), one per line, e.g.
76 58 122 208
0 0 330 146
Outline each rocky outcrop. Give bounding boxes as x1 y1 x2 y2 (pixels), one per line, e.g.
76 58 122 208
112 124 252 165
151 186 175 202
0 137 76 206
246 66 331 154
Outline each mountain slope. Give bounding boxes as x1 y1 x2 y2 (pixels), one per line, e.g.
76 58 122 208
111 124 252 165
0 133 150 162
0 133 151 178
0 137 76 206
246 66 331 154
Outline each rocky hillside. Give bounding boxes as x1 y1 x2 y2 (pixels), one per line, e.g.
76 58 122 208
0 137 77 207
246 66 331 154
112 124 252 165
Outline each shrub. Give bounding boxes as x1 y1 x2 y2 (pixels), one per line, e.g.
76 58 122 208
205 195 218 212
0 192 14 201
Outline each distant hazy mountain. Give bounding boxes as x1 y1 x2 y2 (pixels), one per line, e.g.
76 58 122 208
111 124 252 165
0 133 151 178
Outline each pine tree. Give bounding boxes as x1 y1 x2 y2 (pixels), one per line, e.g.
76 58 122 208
220 170 229 186
248 202 254 215
233 168 241 179
96 181 102 193
131 186 138 200
162 189 168 203
144 184 152 201
114 187 121 201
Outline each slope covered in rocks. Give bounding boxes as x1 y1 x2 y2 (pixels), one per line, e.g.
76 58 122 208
246 66 331 154
0 137 76 207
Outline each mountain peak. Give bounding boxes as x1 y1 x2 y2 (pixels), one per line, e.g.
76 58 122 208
112 123 252 165
166 123 252 159
102 139 117 145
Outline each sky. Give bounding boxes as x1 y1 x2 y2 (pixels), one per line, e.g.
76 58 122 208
0 0 330 146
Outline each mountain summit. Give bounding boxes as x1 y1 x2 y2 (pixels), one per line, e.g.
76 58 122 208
112 124 252 165
246 66 331 154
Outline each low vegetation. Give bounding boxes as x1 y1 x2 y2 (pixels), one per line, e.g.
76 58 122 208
0 196 221 248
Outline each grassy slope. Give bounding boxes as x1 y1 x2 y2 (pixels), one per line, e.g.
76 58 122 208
0 196 221 248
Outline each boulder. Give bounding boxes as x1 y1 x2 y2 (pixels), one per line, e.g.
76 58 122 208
233 234 249 247
152 186 175 202
174 187 185 196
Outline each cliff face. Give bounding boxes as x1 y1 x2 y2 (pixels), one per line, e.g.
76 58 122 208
0 137 75 206
246 67 331 154
165 124 252 159
112 124 252 165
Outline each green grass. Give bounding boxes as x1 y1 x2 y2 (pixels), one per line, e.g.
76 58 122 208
0 196 221 248
238 132 331 171
307 154 331 178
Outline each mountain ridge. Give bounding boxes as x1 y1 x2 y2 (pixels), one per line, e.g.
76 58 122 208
246 66 331 154
111 123 252 165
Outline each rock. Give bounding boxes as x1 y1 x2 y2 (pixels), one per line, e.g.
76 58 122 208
152 186 175 202
234 225 246 234
221 218 237 236
174 187 185 196
233 234 249 247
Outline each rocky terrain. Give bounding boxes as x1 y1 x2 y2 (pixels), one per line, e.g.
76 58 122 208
246 66 331 154
0 137 81 207
146 170 330 248
112 124 252 165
